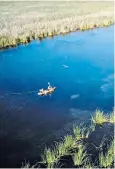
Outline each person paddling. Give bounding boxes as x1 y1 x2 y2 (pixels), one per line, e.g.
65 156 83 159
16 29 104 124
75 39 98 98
38 82 56 96
48 82 52 90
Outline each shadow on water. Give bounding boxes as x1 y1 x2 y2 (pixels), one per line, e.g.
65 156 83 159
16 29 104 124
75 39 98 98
0 26 114 167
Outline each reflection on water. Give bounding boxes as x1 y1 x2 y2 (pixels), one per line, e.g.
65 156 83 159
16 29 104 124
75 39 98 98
0 26 114 167
70 94 80 100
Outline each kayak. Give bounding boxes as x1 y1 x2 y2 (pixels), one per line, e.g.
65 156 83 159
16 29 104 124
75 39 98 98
38 87 56 96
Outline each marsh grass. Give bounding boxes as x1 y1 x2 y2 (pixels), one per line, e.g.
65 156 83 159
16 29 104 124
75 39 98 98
41 147 57 168
73 124 91 140
56 142 68 157
0 1 114 49
22 110 114 168
72 145 87 167
109 112 114 123
55 136 75 158
99 140 114 168
91 110 108 125
92 110 114 125
84 160 95 169
41 135 76 167
73 125 81 140
63 135 76 150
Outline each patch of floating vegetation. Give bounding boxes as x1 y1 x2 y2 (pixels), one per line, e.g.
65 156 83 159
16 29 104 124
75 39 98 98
22 110 114 168
0 18 114 50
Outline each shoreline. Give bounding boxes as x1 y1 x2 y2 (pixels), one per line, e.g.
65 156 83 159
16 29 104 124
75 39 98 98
0 1 114 50
0 21 114 50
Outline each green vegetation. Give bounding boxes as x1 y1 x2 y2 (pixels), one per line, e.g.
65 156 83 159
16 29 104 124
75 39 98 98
73 123 93 140
92 110 108 125
56 141 69 157
62 135 76 150
23 110 114 168
42 148 57 168
41 124 93 168
109 112 114 123
92 109 114 125
84 160 95 169
73 125 82 140
73 125 89 140
99 140 114 168
41 135 76 167
72 145 87 166
0 1 114 49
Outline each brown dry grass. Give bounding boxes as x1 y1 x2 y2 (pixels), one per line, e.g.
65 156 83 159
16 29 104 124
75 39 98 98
0 1 114 48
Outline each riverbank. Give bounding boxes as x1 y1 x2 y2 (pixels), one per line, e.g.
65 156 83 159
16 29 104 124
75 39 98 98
22 110 114 168
0 1 114 49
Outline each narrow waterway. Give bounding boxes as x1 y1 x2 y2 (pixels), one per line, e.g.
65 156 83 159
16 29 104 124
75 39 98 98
0 26 114 167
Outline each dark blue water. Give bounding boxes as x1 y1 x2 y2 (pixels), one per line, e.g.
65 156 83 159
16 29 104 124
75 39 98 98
0 26 114 167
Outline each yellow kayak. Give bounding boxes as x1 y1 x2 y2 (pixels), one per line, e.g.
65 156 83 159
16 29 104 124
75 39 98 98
38 87 56 96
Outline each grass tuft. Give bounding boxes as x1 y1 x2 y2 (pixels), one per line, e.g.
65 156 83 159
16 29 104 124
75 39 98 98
91 110 108 125
72 145 87 166
63 135 76 149
109 111 114 123
22 109 114 168
73 125 82 140
56 142 68 157
41 147 57 168
73 124 90 140
99 140 114 168
56 135 76 157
